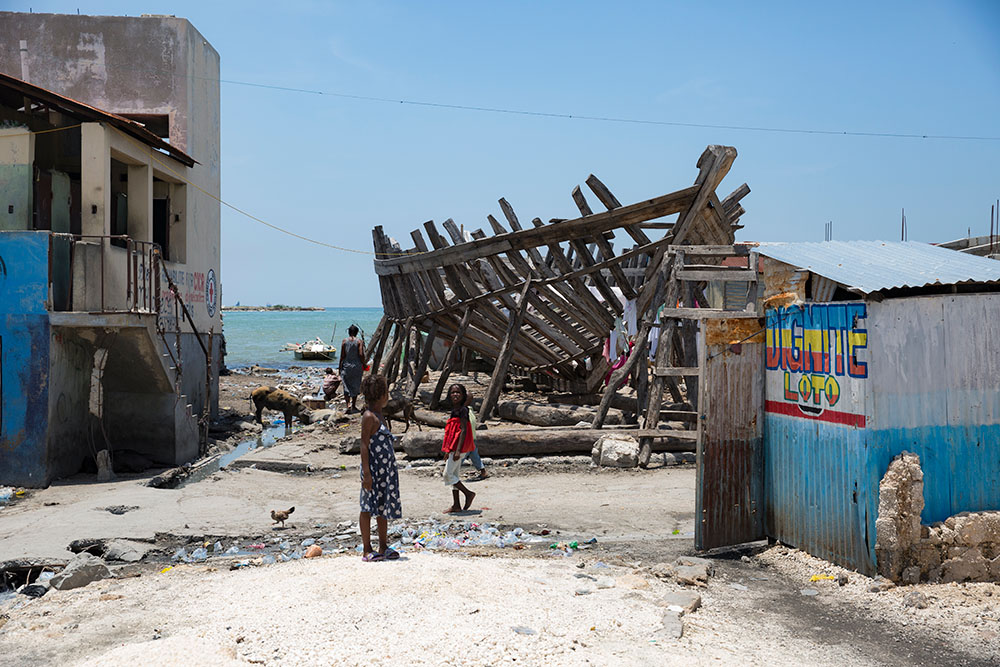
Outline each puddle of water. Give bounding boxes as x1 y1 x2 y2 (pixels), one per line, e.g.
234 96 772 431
183 423 291 486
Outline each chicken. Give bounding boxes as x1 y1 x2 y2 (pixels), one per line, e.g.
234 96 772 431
270 506 295 528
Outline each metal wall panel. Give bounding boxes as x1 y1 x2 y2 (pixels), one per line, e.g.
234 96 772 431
763 293 1000 575
866 295 1000 532
696 319 765 550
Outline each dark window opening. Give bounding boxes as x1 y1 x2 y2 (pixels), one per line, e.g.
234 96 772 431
120 114 170 142
153 198 170 261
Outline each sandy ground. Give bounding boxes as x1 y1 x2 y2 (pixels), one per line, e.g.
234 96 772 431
1 373 998 665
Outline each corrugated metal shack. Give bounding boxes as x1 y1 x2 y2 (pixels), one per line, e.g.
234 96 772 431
758 240 1000 575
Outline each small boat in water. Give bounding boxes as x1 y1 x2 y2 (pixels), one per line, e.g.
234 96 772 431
281 337 337 361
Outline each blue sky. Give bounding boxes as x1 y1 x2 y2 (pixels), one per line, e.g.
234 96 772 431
11 1 1000 306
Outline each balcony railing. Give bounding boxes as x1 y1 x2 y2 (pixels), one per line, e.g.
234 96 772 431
52 234 162 315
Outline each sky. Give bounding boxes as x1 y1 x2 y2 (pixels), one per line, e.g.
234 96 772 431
9 1 1000 307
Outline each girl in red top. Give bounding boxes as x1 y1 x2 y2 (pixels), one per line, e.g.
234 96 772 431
441 384 476 513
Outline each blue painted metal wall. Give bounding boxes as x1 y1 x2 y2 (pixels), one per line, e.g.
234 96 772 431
763 294 1000 575
0 231 51 486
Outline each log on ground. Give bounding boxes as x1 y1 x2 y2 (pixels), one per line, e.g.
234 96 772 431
497 400 623 426
401 427 695 459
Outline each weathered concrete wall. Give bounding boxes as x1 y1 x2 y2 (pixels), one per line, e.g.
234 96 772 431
876 452 1000 584
0 12 222 336
0 232 51 486
46 328 95 480
0 128 33 231
104 392 179 464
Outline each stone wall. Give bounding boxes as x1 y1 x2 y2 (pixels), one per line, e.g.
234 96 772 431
876 451 1000 584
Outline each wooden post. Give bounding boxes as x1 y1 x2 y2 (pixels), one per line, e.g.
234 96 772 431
431 308 473 408
639 263 682 466
478 280 532 424
591 268 668 428
410 321 439 399
363 315 388 369
370 318 393 374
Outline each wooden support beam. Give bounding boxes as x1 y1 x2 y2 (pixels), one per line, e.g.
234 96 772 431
584 174 653 248
478 280 533 424
571 185 637 300
410 321 439 399
374 185 700 276
364 315 389 370
430 308 473 409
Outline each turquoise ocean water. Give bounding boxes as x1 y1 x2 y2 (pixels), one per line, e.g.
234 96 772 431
222 307 384 369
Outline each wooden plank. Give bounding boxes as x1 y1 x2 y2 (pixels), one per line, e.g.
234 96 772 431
676 269 758 282
636 145 738 318
571 185 637 300
653 366 701 377
487 214 600 347
363 315 388 369
410 321 439 399
374 185 700 276
529 217 616 331
430 309 473 409
424 220 553 368
656 307 761 320
478 280 533 423
638 268 683 466
669 244 751 256
585 174 653 246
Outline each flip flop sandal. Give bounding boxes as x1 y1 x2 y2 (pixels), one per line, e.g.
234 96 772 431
383 548 400 560
362 552 384 562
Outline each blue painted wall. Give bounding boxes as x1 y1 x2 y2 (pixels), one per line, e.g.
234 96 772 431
0 232 51 486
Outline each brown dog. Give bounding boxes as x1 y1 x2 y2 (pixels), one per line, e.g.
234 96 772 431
382 386 419 433
250 386 313 426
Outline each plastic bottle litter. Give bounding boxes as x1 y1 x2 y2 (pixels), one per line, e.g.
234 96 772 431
301 538 316 547
511 626 537 635
225 546 240 555
172 547 188 562
213 541 224 553
261 554 276 565
0 488 13 503
191 547 209 561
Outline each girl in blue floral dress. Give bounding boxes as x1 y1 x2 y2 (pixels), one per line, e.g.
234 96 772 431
358 374 402 561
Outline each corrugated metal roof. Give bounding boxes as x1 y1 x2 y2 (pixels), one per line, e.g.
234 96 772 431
756 240 1000 294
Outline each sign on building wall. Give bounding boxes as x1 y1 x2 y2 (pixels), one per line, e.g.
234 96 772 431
764 302 869 428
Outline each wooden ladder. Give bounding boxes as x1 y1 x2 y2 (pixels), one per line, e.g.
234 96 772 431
638 244 759 466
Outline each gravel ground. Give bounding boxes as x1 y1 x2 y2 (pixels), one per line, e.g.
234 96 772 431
753 544 1000 659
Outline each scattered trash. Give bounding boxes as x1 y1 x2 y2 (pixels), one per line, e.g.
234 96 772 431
837 573 849 586
0 487 15 503
159 566 173 574
595 577 615 589
19 584 47 598
729 583 748 591
584 537 597 544
800 588 819 596
592 562 609 569
575 588 594 596
809 574 835 582
511 625 537 635
304 545 323 558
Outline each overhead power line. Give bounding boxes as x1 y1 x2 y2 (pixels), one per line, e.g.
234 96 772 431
210 75 1000 142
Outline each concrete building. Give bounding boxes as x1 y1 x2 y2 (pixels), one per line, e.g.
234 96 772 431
0 12 222 486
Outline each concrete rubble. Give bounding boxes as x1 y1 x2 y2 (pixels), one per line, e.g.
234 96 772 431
49 553 110 591
591 434 640 468
876 451 1000 584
